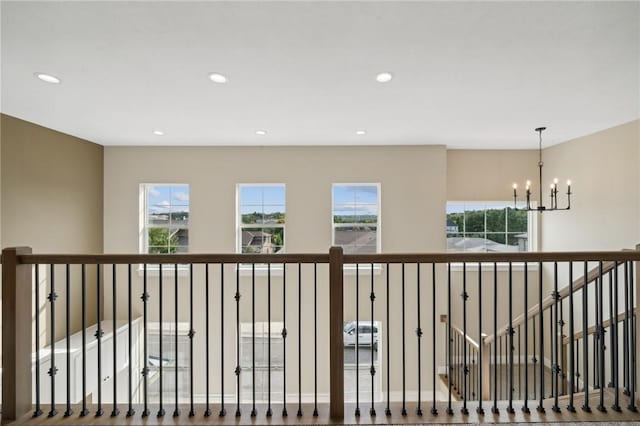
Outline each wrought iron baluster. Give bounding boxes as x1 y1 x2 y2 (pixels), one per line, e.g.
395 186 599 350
629 261 637 412
625 260 629 396
518 325 521 401
205 264 212 417
251 264 257 417
594 274 600 391
447 262 453 415
414 263 422 416
235 264 241 417
612 264 621 412
582 261 591 412
282 264 288 417
537 261 545 413
430 263 438 415
47 265 58 418
609 270 615 390
523 261 530 413
532 316 537 401
111 264 119 417
507 262 514 414
462 262 469 415
313 263 319 417
267 264 273 417
477 262 484 415
189 264 195 417
127 264 135 417
173 265 180 417
65 265 73 417
141 264 150 417
371 263 377 416
552 262 560 413
567 262 576 412
387 263 392 416
157 264 165 417
356 263 361 417
297 263 303 418
402 263 408 416
96 265 104 417
219 264 226 417
491 263 498 414
560 290 565 397
34 264 43 417
597 262 606 412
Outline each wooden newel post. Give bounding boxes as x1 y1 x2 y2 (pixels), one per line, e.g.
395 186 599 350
2 247 33 420
480 334 491 401
329 246 344 419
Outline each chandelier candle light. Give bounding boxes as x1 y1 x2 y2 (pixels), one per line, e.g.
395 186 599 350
512 127 572 212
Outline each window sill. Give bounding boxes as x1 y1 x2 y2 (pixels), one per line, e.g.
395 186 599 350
448 262 539 272
237 265 285 276
136 265 191 277
343 264 383 275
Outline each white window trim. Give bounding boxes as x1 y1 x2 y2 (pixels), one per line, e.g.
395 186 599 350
236 183 286 274
139 183 190 274
446 201 538 271
332 183 382 273
332 182 381 249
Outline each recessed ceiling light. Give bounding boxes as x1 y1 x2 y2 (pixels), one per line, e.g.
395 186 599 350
375 72 393 83
34 72 61 84
208 73 228 83
356 130 367 135
255 130 267 136
153 130 164 136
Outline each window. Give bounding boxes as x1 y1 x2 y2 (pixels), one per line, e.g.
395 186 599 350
238 184 285 254
343 320 382 402
332 184 380 254
147 322 190 402
141 184 189 254
239 322 284 402
446 202 530 252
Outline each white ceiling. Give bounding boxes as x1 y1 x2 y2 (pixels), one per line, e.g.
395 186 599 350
1 1 639 149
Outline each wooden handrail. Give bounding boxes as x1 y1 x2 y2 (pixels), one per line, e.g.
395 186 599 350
450 324 480 350
345 251 640 263
485 260 619 344
563 308 638 345
18 253 330 265
16 249 640 266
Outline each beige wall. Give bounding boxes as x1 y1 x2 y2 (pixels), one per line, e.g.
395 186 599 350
1 114 104 252
447 150 538 201
104 145 446 254
541 119 640 252
1 114 104 341
103 145 447 400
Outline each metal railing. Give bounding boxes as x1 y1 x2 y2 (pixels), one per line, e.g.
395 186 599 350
2 246 640 423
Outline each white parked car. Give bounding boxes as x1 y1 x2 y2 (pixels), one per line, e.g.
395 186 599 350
343 321 379 351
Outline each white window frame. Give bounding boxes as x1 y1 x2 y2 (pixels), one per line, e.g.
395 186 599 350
332 183 382 273
139 184 190 273
236 184 286 272
446 201 538 271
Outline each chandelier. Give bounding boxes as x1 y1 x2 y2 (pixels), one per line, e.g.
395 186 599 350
512 127 571 212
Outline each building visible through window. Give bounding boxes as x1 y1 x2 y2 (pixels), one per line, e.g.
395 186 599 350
238 185 285 254
446 202 529 252
141 184 189 254
332 184 380 254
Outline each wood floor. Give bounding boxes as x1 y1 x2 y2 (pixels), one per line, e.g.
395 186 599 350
4 392 640 425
